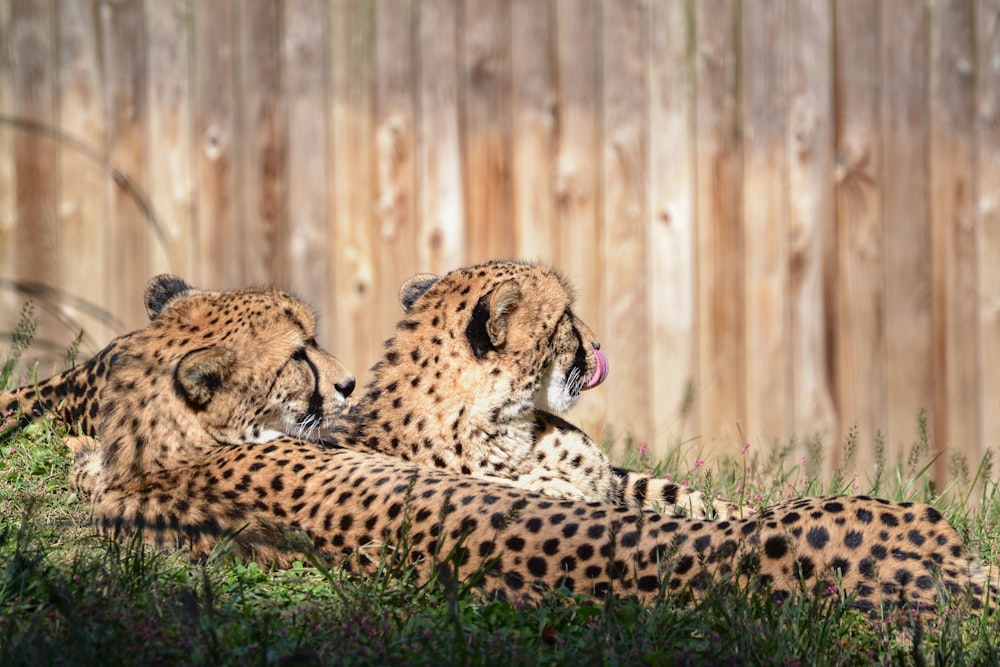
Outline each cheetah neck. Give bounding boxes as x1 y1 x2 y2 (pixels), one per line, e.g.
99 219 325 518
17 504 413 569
342 341 540 475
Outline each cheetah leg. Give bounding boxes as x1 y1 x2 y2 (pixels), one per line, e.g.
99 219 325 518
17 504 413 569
67 436 103 501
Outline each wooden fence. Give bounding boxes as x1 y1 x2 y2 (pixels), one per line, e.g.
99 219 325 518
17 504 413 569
1 0 998 484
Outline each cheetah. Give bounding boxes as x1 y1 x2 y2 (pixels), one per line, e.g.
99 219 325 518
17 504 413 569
10 263 736 519
0 275 195 438
338 260 740 518
60 276 356 499
69 266 995 615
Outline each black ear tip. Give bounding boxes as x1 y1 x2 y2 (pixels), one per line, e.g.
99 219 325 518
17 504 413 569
399 274 440 312
145 274 195 318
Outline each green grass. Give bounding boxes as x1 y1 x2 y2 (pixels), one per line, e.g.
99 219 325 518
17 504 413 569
3 345 1000 663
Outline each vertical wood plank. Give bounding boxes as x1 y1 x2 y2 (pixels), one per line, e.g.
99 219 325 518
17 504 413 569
415 0 465 273
374 0 418 338
694 0 745 448
329 0 376 373
602 0 650 455
742 0 790 443
882 0 932 462
979 0 1000 456
146 0 194 275
510 0 555 260
7 0 61 367
930 0 981 470
0 0 13 332
56 0 114 353
238 0 286 285
462 0 512 262
193 0 238 289
101 0 150 331
553 0 605 440
833 0 886 470
787 0 836 450
283 0 332 340
647 0 696 449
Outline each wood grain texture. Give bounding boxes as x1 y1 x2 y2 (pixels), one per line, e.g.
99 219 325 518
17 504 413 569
374 0 418 341
462 0 512 262
833 0 886 472
416 0 464 274
882 0 932 462
329 0 376 372
239 0 287 286
694 0 745 450
787 0 836 453
56 0 114 355
602 0 651 456
147 0 194 277
978 0 1000 466
0 2 995 482
102 0 150 330
553 0 605 440
193 0 238 289
742 0 790 444
930 0 980 473
283 0 332 342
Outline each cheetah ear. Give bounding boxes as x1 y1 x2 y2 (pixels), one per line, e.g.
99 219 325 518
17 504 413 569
466 279 521 358
145 274 198 319
175 347 238 407
399 273 440 313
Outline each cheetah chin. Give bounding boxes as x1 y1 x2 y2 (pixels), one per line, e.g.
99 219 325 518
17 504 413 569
536 346 609 413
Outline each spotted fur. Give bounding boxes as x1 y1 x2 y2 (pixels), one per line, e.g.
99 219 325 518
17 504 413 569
2 275 207 438
70 264 996 616
339 261 741 518
64 276 355 500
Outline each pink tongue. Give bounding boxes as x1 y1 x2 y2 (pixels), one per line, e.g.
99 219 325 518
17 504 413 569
583 348 609 390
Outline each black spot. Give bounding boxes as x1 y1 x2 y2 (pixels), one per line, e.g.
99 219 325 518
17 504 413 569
830 557 850 576
806 526 830 550
856 508 874 523
763 535 788 559
907 529 926 547
924 506 944 524
793 556 815 580
844 530 863 549
527 557 547 577
673 555 694 575
505 536 526 552
637 575 660 593
879 512 899 528
780 512 800 526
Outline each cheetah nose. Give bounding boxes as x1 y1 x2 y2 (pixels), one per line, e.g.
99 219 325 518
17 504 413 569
582 346 609 390
336 377 356 398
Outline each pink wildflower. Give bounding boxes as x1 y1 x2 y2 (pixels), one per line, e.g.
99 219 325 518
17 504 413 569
694 458 705 470
638 442 647 455
741 442 751 455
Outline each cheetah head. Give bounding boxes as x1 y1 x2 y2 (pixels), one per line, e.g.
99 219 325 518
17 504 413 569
397 260 608 417
108 276 356 450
